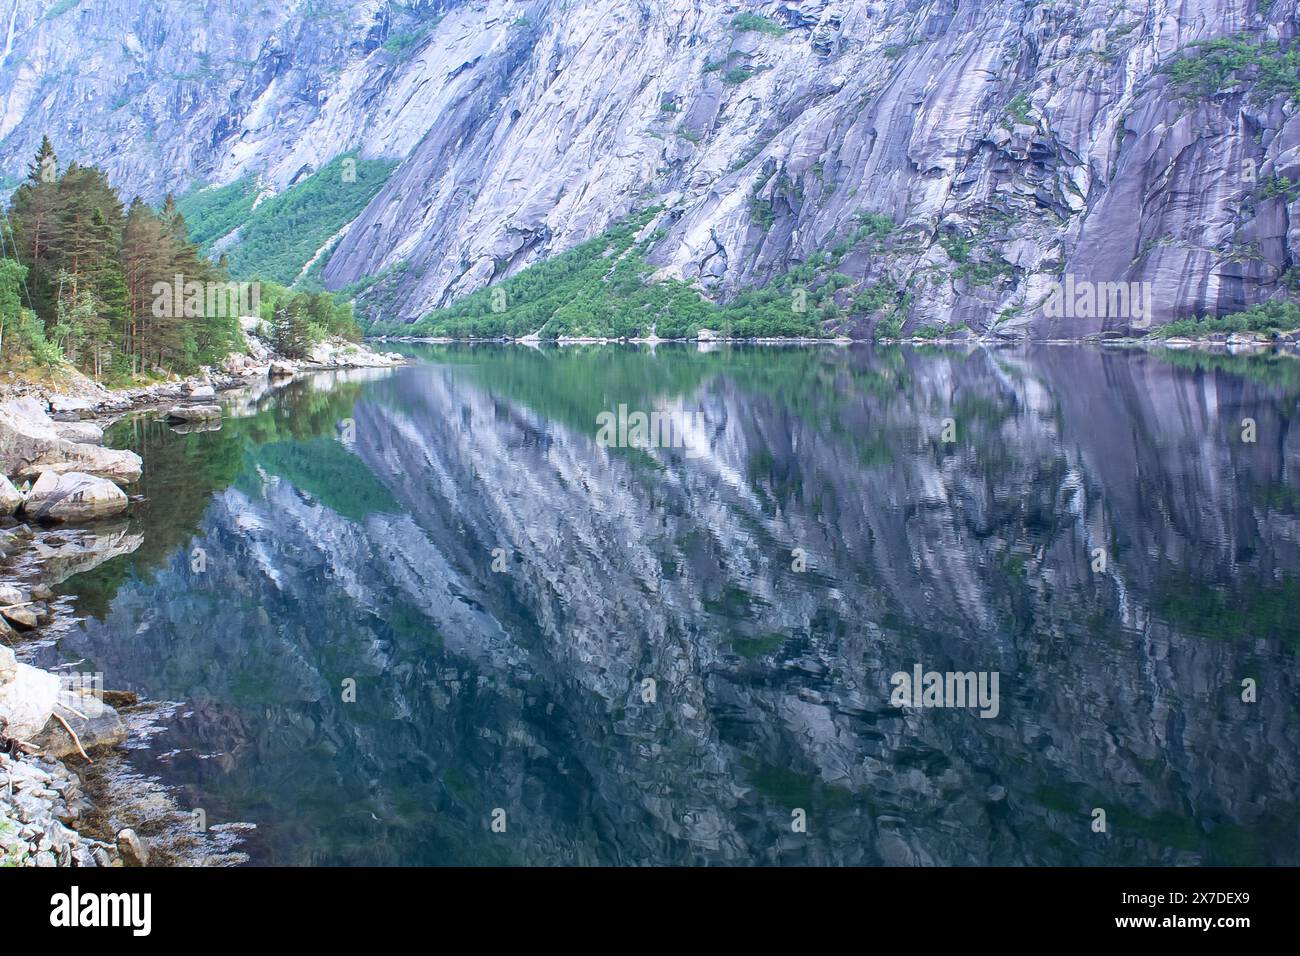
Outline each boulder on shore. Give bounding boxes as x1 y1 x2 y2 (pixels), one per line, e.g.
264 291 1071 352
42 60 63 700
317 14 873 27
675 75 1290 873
20 471 129 523
30 699 127 760
53 421 104 445
0 645 61 740
47 395 95 419
0 398 141 484
188 384 216 400
166 404 222 422
116 828 149 867
269 361 296 378
0 475 22 516
0 604 39 630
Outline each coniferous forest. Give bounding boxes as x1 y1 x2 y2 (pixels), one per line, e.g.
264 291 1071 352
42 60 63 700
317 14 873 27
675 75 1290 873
0 138 359 382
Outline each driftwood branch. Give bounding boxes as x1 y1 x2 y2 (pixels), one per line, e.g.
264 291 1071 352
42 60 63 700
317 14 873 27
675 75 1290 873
50 711 92 764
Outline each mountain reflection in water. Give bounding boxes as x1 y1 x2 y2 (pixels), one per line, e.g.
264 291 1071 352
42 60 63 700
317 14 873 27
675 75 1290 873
35 344 1300 865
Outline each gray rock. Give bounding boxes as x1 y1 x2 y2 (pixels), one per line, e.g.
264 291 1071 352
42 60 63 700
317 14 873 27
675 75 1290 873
188 384 216 400
0 657 60 739
0 399 141 485
0 605 38 630
0 644 16 683
116 828 149 867
0 584 24 605
165 404 222 422
52 422 104 445
47 395 94 417
21 471 130 523
31 703 127 759
0 475 22 515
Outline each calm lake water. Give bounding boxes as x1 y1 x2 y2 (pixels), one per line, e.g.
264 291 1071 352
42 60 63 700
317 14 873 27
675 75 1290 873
35 344 1300 865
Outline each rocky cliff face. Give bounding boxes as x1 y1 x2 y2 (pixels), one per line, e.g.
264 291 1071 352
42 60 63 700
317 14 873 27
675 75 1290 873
2 0 1298 335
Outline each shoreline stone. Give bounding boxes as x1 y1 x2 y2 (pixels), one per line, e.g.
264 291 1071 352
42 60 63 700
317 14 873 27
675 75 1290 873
0 751 116 868
53 421 105 445
21 471 130 523
0 398 141 485
30 702 128 760
0 476 21 516
0 645 60 739
166 404 222 423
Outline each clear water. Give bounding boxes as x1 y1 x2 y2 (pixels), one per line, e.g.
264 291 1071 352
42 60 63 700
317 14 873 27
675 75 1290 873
36 344 1300 865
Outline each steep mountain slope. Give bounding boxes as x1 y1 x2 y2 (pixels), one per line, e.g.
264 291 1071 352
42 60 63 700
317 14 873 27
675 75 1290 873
2 0 1298 336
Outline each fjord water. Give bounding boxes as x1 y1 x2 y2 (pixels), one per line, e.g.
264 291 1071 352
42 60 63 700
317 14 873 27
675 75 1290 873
41 345 1300 865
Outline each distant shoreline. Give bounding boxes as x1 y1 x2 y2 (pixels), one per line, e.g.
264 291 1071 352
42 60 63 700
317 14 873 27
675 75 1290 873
370 334 1300 353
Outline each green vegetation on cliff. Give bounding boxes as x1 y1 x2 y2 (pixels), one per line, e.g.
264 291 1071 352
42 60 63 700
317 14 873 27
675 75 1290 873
1165 34 1300 101
174 175 259 251
177 154 397 285
1146 300 1300 339
371 209 903 340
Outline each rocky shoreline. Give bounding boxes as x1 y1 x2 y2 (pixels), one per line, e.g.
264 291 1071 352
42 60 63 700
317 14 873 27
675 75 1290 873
0 329 406 868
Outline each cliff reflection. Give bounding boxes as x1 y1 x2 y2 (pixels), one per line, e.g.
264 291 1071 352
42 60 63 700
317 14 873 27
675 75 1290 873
37 344 1300 865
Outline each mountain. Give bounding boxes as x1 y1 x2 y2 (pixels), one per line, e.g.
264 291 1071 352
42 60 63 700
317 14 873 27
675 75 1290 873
2 0 1298 337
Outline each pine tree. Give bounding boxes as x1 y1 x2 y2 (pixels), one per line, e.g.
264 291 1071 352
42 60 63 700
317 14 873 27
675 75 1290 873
272 298 319 359
27 136 57 185
53 164 125 299
120 197 172 374
7 138 62 317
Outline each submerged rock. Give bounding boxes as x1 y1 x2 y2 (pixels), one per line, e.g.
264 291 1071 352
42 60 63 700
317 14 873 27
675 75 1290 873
21 471 129 523
102 690 139 708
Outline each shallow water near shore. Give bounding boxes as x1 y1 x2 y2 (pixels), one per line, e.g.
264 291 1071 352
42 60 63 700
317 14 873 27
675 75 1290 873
29 343 1300 865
